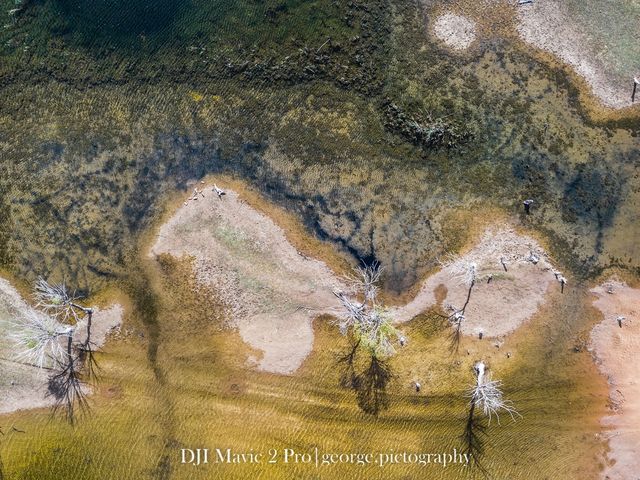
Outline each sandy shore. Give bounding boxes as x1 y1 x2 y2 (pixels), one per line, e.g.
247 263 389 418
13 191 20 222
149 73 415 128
517 1 634 110
153 184 563 372
393 228 558 337
589 280 640 480
151 186 345 375
0 276 123 414
433 13 477 50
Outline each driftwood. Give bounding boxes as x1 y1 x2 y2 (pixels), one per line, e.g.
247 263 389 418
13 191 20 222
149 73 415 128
500 256 508 272
553 270 567 293
213 184 226 199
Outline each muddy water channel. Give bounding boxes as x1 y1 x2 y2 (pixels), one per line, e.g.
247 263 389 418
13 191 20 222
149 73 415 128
0 0 638 478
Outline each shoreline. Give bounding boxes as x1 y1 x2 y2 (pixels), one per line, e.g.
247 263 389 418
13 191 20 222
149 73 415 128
516 1 634 111
589 280 640 480
0 275 124 415
427 1 640 117
151 182 562 374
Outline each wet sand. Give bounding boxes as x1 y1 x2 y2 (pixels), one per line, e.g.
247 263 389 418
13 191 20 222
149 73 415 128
589 280 640 480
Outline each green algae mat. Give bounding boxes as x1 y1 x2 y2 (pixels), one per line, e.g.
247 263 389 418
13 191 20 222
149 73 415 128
0 1 638 479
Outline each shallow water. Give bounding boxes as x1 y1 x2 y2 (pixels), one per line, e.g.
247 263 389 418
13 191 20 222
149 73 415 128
0 255 608 479
563 0 640 79
0 0 637 478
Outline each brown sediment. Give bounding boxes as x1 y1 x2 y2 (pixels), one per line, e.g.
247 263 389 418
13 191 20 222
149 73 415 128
589 280 640 480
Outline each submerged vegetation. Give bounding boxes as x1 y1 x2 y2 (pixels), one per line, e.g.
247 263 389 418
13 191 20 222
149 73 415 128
0 0 637 292
0 0 636 478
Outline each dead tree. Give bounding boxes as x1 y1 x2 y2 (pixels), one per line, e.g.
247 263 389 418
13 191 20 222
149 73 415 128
77 307 99 380
500 256 508 272
553 271 567 294
633 77 639 103
11 310 72 367
11 278 98 423
334 263 400 358
213 184 226 199
34 278 98 379
468 361 519 425
461 362 519 473
352 355 392 415
444 262 477 352
333 263 400 415
47 332 89 425
336 339 360 388
461 393 488 474
344 262 382 304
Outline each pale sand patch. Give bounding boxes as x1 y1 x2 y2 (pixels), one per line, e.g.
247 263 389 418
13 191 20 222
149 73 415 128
150 187 345 375
73 304 123 349
149 187 560 374
0 276 123 414
433 13 477 50
152 189 559 373
589 281 640 480
517 1 633 109
393 228 557 337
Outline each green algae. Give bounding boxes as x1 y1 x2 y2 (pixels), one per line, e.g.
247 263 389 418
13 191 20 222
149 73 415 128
0 0 637 478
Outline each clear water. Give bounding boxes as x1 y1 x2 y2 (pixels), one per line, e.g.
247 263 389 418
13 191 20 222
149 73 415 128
0 0 637 478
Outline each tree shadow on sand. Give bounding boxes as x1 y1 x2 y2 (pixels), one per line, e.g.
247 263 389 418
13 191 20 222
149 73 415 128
461 400 489 478
336 340 393 416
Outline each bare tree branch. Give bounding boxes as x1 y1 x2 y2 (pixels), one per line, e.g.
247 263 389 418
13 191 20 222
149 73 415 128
468 362 520 425
9 277 100 424
10 311 72 368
